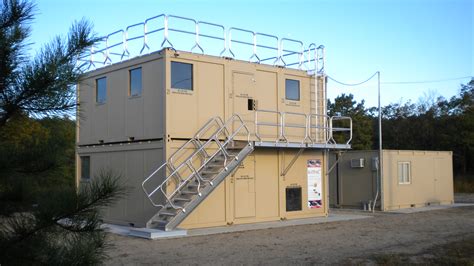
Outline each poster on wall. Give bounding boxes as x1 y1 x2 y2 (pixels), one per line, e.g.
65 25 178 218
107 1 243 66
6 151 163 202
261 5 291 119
307 159 322 209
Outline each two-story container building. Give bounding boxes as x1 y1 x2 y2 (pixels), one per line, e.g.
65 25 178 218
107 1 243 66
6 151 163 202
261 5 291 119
76 14 352 231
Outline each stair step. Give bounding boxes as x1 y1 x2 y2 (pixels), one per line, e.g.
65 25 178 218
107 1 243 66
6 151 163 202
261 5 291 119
180 190 199 195
173 197 192 202
160 211 177 216
151 219 167 225
150 220 168 229
201 169 221 175
208 161 224 166
187 183 199 188
226 140 248 150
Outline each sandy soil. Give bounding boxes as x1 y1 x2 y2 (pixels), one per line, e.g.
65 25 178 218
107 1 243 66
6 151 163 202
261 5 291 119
106 194 474 265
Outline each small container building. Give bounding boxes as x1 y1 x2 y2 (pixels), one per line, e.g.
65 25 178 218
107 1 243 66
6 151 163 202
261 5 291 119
76 14 352 231
329 150 454 211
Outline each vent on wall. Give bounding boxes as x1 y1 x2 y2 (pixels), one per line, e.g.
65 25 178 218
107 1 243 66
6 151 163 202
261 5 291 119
351 158 365 168
286 187 302 212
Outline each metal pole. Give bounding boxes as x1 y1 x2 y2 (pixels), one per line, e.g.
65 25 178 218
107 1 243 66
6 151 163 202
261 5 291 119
373 71 382 212
378 71 383 211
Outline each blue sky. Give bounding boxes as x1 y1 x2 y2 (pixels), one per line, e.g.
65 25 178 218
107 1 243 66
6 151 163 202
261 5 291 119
30 0 473 107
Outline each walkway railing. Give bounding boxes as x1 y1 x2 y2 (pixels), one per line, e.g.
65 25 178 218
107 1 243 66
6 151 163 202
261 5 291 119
78 14 326 73
254 110 352 146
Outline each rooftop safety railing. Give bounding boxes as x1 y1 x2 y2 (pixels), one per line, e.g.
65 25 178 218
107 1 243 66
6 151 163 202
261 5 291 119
78 14 326 73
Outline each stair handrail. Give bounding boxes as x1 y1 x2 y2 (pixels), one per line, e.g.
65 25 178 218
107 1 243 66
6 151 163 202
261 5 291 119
142 114 250 210
142 116 224 207
178 113 251 190
328 116 353 144
168 116 224 168
157 113 250 210
141 163 173 208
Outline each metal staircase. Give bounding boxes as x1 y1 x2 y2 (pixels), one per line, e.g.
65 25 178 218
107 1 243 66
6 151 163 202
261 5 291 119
142 114 253 231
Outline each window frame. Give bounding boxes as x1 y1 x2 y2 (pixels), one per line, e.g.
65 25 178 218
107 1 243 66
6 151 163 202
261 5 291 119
95 77 107 104
171 61 193 91
80 156 91 180
397 161 411 185
285 78 300 101
129 67 142 97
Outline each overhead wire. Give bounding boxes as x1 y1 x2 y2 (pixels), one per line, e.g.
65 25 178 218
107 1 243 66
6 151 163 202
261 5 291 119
381 76 472 84
327 74 472 87
327 72 378 86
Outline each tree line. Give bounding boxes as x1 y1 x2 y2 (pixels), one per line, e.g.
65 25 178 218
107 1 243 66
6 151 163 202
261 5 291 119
328 80 474 177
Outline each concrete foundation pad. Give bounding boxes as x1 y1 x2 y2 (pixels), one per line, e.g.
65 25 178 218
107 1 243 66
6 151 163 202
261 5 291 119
129 228 187 239
102 224 187 240
103 213 372 240
187 213 372 237
386 203 474 214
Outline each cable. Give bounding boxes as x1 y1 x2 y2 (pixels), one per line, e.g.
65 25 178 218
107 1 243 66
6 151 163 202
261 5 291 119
328 74 472 86
327 72 379 86
381 76 472 85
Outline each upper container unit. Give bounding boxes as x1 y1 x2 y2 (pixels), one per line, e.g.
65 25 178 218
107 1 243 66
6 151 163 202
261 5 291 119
76 14 353 150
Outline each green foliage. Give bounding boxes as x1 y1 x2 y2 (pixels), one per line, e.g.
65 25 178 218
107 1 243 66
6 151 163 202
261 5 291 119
0 115 76 212
381 81 474 175
0 0 100 126
454 176 474 193
0 1 125 264
328 80 474 177
328 93 373 150
0 171 127 265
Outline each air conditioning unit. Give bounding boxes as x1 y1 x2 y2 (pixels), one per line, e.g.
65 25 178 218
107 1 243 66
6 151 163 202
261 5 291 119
351 158 365 168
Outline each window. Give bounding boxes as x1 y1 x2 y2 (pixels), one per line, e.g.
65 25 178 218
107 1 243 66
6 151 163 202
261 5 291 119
129 67 142 96
80 156 91 180
398 162 411 184
171 62 193 90
96 77 107 103
285 79 300 101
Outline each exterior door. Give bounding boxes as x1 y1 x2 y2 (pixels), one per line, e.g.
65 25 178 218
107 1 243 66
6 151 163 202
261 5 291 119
233 155 256 219
231 72 255 140
280 74 310 143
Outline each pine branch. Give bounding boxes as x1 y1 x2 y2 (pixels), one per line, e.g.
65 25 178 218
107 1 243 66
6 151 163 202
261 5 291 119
0 171 127 254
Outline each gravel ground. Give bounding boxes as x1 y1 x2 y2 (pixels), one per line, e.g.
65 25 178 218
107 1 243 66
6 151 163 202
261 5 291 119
106 194 474 265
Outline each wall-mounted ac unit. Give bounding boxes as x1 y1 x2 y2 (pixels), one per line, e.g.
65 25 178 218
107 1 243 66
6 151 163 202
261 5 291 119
351 158 365 168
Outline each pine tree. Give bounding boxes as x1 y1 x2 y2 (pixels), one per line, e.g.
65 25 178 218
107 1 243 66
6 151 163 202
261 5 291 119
0 1 126 264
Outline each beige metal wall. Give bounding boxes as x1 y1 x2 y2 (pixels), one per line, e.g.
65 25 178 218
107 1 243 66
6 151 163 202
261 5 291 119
328 150 454 211
76 142 165 227
161 50 327 229
382 150 454 210
162 49 320 143
77 52 165 145
77 49 328 228
180 149 327 229
76 52 167 225
328 151 377 208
